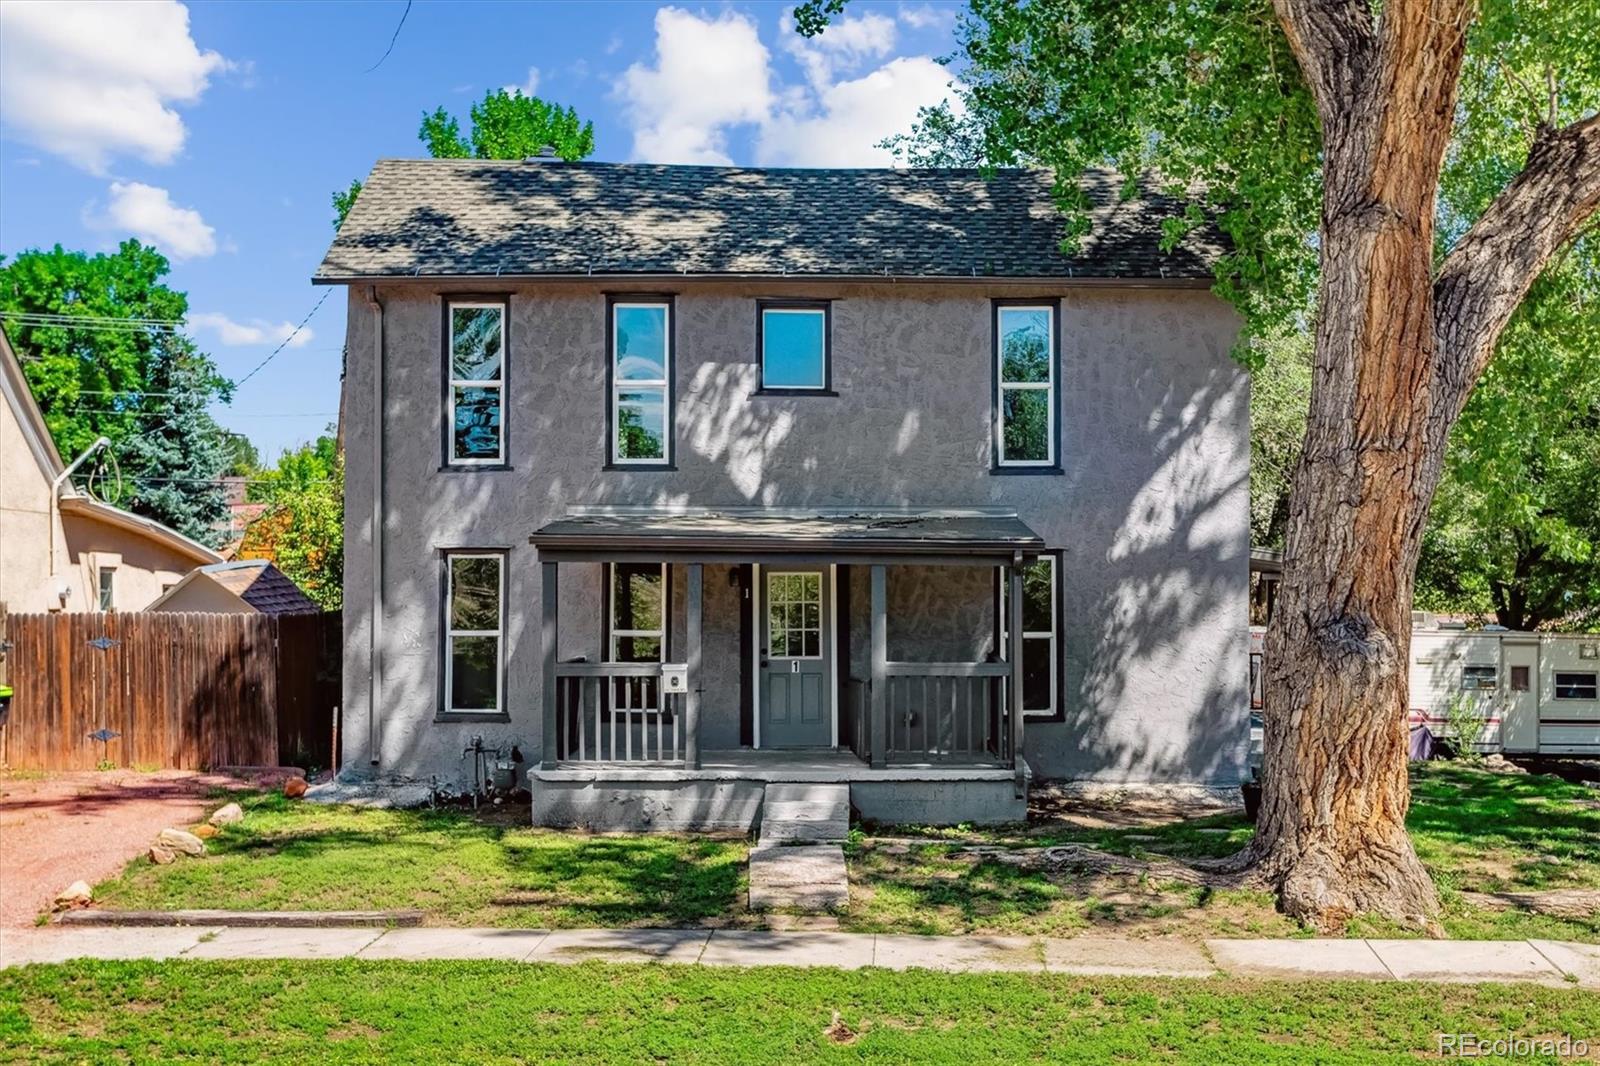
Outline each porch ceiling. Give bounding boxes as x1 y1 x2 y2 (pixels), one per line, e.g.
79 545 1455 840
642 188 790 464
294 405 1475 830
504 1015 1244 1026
530 510 1044 564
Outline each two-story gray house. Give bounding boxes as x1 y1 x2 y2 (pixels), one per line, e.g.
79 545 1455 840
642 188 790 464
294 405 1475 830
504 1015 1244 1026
315 159 1249 828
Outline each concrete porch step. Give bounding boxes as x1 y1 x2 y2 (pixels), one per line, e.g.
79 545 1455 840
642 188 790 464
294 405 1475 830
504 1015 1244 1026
759 782 849 845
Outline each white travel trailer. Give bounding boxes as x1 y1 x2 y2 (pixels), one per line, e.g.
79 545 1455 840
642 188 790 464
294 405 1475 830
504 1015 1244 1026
1248 617 1600 760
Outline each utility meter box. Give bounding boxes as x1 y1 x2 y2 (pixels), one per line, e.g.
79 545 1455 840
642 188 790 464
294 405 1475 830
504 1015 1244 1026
661 663 689 694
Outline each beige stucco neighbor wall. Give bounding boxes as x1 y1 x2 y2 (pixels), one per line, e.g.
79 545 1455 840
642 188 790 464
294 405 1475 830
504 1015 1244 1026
0 385 61 610
338 279 1251 791
147 574 255 614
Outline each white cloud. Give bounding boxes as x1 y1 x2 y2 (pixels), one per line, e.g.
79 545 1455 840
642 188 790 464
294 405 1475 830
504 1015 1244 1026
505 66 541 97
899 3 959 31
190 312 314 348
618 7 773 164
617 5 955 168
0 0 227 172
758 56 957 167
85 182 217 260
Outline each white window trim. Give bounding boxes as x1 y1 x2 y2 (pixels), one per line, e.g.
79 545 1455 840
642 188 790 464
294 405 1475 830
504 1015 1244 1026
611 301 671 465
760 306 828 390
448 302 505 466
97 566 116 613
1553 671 1599 700
996 304 1056 467
443 552 504 715
1001 555 1058 718
608 562 667 663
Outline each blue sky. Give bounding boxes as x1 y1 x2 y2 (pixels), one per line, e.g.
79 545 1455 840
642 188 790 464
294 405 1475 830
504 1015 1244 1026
0 0 962 459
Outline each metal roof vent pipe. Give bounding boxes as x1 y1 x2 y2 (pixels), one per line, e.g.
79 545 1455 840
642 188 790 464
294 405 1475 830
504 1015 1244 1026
525 145 560 162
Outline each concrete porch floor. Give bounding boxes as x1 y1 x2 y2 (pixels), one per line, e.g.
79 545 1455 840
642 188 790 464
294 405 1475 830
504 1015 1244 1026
531 748 1015 783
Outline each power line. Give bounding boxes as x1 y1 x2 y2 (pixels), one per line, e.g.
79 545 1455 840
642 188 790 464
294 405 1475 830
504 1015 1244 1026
364 0 413 72
235 289 332 388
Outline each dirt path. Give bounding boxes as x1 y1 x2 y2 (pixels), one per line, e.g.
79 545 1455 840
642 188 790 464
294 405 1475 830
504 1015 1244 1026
0 769 295 927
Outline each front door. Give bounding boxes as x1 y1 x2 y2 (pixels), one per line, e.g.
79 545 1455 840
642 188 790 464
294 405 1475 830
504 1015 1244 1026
1501 639 1539 753
760 568 832 747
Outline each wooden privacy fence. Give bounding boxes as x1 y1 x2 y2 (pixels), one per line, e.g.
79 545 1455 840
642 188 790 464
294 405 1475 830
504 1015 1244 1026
0 609 341 772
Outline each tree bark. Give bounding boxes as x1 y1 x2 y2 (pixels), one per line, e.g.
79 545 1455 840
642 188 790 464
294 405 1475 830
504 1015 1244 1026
1253 0 1600 930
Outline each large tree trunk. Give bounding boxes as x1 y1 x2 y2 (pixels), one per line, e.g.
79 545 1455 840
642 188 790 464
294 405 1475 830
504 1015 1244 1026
1254 0 1600 930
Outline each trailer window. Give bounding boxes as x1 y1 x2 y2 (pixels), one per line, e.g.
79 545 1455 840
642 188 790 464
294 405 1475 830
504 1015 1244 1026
1461 665 1497 692
1554 672 1598 700
1509 665 1530 692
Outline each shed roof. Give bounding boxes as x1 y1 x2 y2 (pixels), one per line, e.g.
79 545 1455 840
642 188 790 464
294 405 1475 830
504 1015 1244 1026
316 160 1224 284
149 559 319 615
531 510 1044 561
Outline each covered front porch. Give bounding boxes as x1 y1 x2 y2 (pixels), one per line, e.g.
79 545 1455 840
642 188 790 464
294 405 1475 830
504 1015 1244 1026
528 510 1044 830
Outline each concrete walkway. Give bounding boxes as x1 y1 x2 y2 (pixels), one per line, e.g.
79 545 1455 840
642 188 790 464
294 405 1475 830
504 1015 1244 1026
2 925 1595 985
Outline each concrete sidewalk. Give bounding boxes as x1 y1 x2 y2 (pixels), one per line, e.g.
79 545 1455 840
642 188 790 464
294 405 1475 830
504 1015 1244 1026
3 925 1596 985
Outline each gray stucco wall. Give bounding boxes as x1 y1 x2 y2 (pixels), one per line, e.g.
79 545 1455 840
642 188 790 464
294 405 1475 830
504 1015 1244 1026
338 279 1249 791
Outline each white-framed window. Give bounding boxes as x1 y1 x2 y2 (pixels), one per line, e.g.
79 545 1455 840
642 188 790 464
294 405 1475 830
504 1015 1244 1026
995 304 1056 467
759 302 829 391
1461 665 1498 692
97 566 116 612
1000 555 1058 718
610 300 671 464
1554 672 1598 701
444 552 504 714
448 302 505 464
608 562 666 663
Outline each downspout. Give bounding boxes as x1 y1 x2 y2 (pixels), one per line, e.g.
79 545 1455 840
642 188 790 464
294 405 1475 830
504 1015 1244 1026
48 436 110 575
365 287 385 766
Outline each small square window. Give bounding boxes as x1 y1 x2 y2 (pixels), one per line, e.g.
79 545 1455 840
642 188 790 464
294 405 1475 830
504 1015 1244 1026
1510 665 1530 692
759 303 829 391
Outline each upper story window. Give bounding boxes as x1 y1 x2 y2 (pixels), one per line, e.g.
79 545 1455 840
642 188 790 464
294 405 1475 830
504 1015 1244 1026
447 301 505 465
758 301 831 392
609 298 673 466
443 552 505 716
994 302 1057 469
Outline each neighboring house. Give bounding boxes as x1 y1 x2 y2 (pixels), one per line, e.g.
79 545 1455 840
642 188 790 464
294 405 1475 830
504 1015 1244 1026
214 476 269 555
1 326 222 612
316 160 1249 827
147 559 319 615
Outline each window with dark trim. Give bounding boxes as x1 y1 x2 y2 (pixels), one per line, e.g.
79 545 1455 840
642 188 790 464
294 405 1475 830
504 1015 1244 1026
1554 671 1598 700
608 297 673 465
1510 665 1531 692
757 300 831 392
1460 664 1498 692
999 554 1060 719
445 301 506 465
443 552 505 715
605 562 667 716
993 301 1058 469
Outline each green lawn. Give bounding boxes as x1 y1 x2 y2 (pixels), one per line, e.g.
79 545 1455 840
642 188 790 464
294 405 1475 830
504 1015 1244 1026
843 763 1600 942
92 795 750 929
4 960 1597 1064
83 763 1600 941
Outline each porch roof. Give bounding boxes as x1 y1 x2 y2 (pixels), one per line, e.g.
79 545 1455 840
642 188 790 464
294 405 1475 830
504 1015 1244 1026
530 510 1044 564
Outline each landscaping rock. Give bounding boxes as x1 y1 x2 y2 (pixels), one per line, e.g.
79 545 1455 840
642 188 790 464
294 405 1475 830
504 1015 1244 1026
156 828 206 857
283 777 308 799
1484 753 1529 775
53 880 92 910
209 802 244 826
191 824 218 839
148 843 176 865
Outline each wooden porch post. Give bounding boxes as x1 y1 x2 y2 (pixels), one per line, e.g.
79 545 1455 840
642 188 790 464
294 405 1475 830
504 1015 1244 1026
1007 557 1026 782
685 562 703 769
540 560 559 770
870 563 887 769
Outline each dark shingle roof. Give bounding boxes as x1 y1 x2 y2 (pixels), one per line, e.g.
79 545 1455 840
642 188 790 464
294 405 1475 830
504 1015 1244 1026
205 561 320 615
315 160 1223 283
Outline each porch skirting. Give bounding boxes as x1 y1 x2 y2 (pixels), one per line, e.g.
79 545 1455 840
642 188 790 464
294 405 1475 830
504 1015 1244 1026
530 749 1027 831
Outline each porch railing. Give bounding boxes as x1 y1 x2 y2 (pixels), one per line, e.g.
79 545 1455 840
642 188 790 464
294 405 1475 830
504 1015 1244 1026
850 662 1013 766
554 661 684 764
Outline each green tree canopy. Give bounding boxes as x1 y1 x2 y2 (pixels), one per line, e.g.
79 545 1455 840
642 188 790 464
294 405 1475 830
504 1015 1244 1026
334 88 597 228
239 430 343 610
0 241 233 546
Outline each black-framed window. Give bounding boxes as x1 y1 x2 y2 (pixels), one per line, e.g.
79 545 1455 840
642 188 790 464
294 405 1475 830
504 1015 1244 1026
757 300 831 393
998 553 1061 719
607 296 673 466
604 562 668 717
1554 672 1598 700
992 301 1059 470
442 552 505 716
445 300 507 465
